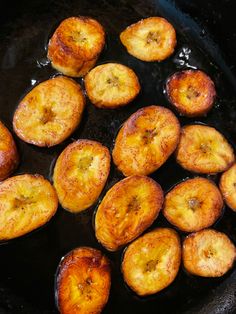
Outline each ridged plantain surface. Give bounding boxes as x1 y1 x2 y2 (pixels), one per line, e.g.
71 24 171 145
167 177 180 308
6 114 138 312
95 175 164 251
183 229 236 277
166 70 216 117
13 76 85 147
53 140 110 213
112 105 180 176
56 247 111 314
48 17 105 77
163 177 223 232
120 17 176 61
0 174 58 241
0 121 19 181
122 228 181 296
176 124 234 174
85 63 140 108
220 163 236 211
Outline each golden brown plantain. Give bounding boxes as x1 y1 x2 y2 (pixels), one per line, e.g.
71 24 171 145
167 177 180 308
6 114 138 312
176 124 235 174
166 70 216 117
84 63 140 109
48 17 105 77
13 76 85 147
220 163 236 211
95 175 164 251
53 139 110 213
75 58 98 77
48 32 98 77
0 174 58 241
163 177 223 232
47 32 84 77
112 105 180 176
183 229 236 277
0 121 19 181
120 17 176 62
56 247 111 314
122 228 181 296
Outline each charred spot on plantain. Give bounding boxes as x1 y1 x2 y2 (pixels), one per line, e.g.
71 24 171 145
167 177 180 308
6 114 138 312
143 129 158 144
13 195 35 209
203 247 216 259
78 156 94 171
106 75 119 87
85 277 92 285
188 197 201 211
69 31 87 43
146 31 161 44
127 196 140 213
200 143 211 154
186 85 200 99
91 256 102 268
41 107 56 125
77 277 93 297
145 259 159 272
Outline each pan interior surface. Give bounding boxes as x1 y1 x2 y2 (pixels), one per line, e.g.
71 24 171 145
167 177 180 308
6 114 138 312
0 0 236 313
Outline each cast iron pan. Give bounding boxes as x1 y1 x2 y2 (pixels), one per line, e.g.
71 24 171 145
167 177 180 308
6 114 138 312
0 0 236 313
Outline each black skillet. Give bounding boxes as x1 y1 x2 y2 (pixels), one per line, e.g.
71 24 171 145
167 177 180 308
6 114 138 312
0 0 236 313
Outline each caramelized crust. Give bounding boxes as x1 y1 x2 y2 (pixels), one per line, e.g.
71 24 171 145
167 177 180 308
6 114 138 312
48 17 105 77
85 63 140 109
183 229 236 277
0 174 58 241
176 125 235 174
220 163 236 211
13 76 85 147
53 140 110 213
57 247 111 314
48 33 84 77
48 32 98 77
95 175 164 251
75 58 98 77
0 121 19 181
120 17 176 61
166 70 216 117
122 228 181 296
55 17 105 60
112 105 180 176
163 177 223 232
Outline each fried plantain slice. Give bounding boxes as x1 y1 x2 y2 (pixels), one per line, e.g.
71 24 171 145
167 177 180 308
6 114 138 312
166 70 216 117
48 17 105 77
54 17 105 60
120 17 176 62
176 124 235 174
53 140 110 213
47 32 85 77
112 105 180 176
13 76 85 147
122 228 181 296
163 177 223 232
95 175 164 251
0 174 58 241
220 163 236 211
84 63 140 109
183 229 236 277
0 121 19 181
56 247 111 314
48 32 98 77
